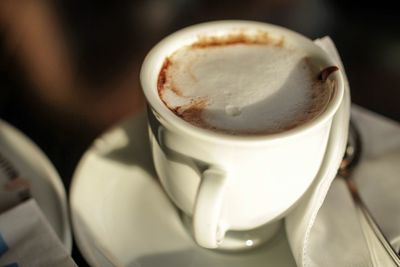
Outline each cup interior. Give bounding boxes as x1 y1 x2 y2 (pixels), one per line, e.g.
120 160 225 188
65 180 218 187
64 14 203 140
140 20 344 144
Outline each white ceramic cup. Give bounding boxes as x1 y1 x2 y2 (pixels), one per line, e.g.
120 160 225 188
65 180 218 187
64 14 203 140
140 20 344 250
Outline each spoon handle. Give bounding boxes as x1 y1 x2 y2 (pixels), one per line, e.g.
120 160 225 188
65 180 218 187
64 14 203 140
347 179 400 266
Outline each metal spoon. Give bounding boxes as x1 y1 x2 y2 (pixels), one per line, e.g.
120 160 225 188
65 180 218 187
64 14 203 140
338 121 400 265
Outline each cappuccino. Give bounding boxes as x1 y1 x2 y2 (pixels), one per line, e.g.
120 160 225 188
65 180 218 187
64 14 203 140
158 33 335 135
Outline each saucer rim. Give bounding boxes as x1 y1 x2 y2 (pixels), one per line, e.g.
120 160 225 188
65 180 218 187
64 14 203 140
69 103 344 266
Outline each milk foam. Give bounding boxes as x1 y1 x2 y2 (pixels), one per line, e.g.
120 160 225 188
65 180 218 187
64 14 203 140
159 42 332 134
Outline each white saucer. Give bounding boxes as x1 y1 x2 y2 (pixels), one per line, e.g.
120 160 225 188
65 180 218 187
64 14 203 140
70 112 298 267
0 119 72 251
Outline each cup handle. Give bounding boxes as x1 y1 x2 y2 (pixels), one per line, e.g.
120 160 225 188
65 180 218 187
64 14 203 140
193 168 227 248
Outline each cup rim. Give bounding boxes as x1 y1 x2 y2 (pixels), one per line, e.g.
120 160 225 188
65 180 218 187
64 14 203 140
140 20 344 145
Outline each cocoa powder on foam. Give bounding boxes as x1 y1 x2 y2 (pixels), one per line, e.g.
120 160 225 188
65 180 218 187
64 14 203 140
157 33 337 135
191 31 285 49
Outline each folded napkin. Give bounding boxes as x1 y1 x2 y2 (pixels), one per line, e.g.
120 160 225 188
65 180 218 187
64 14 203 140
0 199 77 267
286 37 400 266
352 107 400 253
285 36 350 267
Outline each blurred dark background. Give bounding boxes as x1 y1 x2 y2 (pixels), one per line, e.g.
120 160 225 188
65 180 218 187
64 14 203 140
0 0 399 265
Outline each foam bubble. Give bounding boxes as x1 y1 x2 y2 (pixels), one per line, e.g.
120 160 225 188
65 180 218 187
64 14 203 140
225 105 242 117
